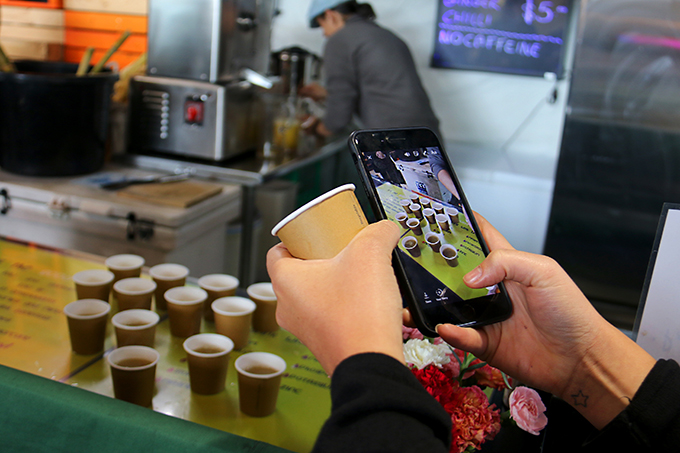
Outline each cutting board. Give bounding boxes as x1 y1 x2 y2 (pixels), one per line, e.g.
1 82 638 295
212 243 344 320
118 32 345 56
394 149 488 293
116 180 223 208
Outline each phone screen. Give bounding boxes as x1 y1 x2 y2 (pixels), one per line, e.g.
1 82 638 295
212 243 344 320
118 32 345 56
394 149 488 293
350 128 512 335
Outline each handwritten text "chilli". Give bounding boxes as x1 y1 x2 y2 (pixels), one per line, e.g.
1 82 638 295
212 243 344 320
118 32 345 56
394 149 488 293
439 31 541 58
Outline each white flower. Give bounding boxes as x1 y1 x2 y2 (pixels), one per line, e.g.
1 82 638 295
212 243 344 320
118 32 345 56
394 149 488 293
403 338 451 369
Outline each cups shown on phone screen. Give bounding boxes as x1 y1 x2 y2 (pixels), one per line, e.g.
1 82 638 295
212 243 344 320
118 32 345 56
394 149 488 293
107 345 159 407
235 352 286 417
271 184 368 260
64 299 110 355
402 236 421 258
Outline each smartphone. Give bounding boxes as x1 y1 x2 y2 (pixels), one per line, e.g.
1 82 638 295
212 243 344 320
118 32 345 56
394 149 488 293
349 127 513 337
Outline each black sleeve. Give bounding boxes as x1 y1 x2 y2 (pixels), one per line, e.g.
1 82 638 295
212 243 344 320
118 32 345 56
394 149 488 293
583 359 680 451
312 353 452 453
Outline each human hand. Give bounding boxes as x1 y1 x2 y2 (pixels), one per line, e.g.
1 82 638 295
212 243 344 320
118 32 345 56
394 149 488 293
437 213 655 428
299 82 328 102
267 220 405 376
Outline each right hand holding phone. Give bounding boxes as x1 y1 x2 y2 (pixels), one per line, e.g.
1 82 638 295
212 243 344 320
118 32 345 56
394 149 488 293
437 213 656 429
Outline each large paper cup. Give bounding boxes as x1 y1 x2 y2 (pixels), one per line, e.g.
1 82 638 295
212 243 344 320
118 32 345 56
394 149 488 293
212 296 256 349
113 277 156 312
271 184 368 260
64 299 110 355
164 286 207 337
183 333 234 395
235 352 286 417
111 309 160 347
198 273 239 322
107 345 159 407
247 282 278 332
105 254 145 283
73 269 114 302
149 263 189 311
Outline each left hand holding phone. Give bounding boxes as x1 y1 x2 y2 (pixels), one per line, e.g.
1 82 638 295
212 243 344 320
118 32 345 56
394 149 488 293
267 220 406 376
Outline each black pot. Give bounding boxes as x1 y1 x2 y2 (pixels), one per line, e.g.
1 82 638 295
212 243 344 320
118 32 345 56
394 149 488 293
0 60 118 176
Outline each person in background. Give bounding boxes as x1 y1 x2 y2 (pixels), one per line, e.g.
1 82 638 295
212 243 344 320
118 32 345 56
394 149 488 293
266 214 680 452
300 0 442 140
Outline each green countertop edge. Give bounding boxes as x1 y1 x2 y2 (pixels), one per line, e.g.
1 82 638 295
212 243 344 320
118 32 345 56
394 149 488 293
0 364 292 453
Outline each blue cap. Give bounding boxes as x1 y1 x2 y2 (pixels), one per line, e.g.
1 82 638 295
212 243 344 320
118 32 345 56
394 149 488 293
307 0 346 28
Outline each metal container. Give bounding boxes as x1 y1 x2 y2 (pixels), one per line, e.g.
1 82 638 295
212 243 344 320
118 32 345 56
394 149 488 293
147 0 277 83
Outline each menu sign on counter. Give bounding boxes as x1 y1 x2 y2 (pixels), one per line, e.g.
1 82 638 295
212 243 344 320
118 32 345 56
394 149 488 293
432 0 576 78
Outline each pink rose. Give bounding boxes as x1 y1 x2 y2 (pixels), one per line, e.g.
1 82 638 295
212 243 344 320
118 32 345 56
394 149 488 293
509 386 548 435
402 325 424 341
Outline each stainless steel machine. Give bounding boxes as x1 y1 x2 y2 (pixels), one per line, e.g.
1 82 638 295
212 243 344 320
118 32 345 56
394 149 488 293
128 0 278 161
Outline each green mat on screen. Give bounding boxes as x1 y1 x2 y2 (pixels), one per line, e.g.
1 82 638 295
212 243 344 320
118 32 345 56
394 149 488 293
0 364 290 453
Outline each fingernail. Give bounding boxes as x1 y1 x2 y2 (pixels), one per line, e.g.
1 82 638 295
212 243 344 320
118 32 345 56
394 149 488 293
464 266 483 285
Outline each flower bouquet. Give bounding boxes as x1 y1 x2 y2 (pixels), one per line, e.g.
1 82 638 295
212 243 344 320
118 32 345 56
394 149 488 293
403 327 548 453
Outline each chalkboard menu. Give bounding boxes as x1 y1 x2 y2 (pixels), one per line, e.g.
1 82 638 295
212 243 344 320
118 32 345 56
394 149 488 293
432 0 575 78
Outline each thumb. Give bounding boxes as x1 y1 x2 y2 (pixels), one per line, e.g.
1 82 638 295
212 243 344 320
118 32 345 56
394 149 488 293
463 249 555 290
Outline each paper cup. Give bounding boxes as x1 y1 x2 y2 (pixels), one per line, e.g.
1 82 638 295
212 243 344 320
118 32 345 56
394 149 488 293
107 345 159 407
64 299 111 355
436 213 450 232
164 286 207 337
149 263 189 311
400 199 412 214
111 309 160 348
113 278 156 312
183 333 234 395
423 208 436 225
419 197 431 209
247 282 278 332
73 269 114 302
432 202 444 214
409 193 420 205
446 207 460 225
440 244 459 267
425 232 442 253
410 203 423 219
105 254 145 283
406 217 423 236
271 184 368 260
235 352 286 417
395 211 409 229
212 296 256 350
198 274 240 322
402 236 421 258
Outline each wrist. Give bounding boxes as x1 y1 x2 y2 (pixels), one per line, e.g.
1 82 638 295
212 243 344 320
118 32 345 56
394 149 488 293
559 324 656 429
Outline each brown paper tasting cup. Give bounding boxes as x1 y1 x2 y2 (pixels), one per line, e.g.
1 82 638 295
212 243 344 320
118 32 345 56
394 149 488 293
105 254 145 283
247 282 278 333
271 183 368 260
183 333 234 395
107 345 159 407
164 286 207 337
113 277 156 312
111 309 160 348
149 263 189 311
64 299 111 355
73 269 114 302
198 273 239 322
235 352 286 417
440 244 459 267
212 296 256 350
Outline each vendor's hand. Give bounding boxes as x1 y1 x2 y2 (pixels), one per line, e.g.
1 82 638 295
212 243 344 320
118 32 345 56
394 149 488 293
267 220 405 376
299 82 328 102
437 213 655 429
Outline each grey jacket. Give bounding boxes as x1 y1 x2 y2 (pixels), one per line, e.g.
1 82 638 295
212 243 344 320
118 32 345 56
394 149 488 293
323 16 442 139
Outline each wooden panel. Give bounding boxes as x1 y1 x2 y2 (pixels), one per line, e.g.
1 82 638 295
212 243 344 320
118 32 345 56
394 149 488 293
0 5 64 26
64 28 146 52
64 10 147 33
0 37 62 60
0 23 64 44
63 0 147 15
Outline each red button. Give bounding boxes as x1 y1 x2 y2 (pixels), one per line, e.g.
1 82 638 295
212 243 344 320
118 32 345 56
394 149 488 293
184 101 204 124
186 106 198 122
